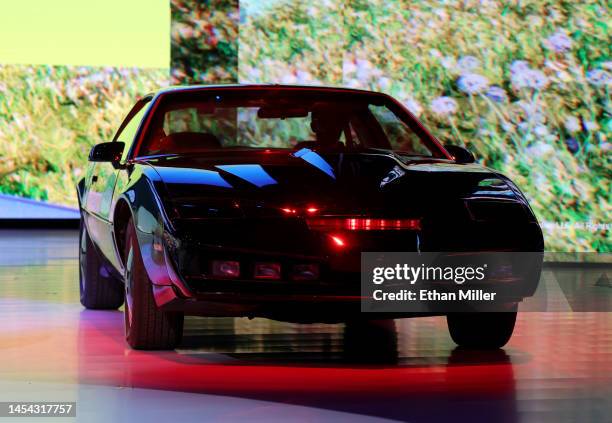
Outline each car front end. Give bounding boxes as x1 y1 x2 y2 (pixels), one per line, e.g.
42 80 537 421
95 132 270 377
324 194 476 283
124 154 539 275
138 149 543 322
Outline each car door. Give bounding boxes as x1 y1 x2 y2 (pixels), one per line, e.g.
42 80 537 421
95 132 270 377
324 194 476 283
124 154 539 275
84 97 151 269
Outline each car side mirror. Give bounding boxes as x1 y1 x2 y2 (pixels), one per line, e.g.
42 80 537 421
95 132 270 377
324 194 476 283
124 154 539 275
444 144 475 164
89 142 125 164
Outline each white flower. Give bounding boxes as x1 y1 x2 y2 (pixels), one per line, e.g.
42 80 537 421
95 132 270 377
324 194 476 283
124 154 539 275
280 72 297 84
534 124 550 137
586 69 612 86
345 78 361 88
501 121 514 132
457 73 490 94
377 77 392 90
545 31 573 53
583 120 599 132
343 60 357 76
457 56 480 73
433 8 447 20
511 69 549 90
430 96 458 115
355 59 373 81
510 60 531 74
564 116 581 133
517 122 531 133
515 100 539 116
175 23 194 39
556 70 572 82
296 70 315 84
243 67 261 83
429 49 442 58
403 97 423 116
441 56 456 70
485 86 507 102
526 142 554 158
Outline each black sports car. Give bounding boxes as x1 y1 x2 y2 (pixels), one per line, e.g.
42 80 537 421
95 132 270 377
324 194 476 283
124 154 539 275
77 85 543 350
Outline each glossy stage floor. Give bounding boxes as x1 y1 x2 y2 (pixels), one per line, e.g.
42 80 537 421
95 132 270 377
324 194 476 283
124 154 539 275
1 230 612 422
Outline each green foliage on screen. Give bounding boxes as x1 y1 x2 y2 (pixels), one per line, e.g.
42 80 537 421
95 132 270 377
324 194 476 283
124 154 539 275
0 65 168 206
171 0 239 84
1 0 609 253
237 0 611 252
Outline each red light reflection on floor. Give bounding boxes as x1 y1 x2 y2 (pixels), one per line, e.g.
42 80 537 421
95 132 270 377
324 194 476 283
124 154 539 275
1 234 612 422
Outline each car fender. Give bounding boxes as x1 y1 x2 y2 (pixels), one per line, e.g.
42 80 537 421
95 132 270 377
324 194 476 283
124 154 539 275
113 166 191 301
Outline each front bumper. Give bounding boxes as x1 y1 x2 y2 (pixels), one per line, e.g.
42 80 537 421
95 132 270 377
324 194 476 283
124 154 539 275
136 217 542 319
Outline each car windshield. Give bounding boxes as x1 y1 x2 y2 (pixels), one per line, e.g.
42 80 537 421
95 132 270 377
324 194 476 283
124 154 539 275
137 89 445 158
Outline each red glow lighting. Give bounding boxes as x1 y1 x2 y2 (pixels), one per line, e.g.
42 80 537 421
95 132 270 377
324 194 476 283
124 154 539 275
306 207 319 214
281 208 297 214
307 218 421 231
330 235 345 247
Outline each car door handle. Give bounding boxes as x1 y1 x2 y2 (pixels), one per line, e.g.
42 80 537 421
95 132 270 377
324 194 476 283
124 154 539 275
91 175 98 183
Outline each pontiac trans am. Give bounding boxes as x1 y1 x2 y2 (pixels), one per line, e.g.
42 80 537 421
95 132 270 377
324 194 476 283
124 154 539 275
77 85 544 350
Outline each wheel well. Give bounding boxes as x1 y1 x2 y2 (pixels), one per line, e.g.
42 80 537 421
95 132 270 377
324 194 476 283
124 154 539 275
113 200 132 267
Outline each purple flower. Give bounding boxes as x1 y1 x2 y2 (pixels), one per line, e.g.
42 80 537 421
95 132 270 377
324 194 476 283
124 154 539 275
430 96 458 116
545 31 573 53
457 73 489 94
565 137 579 154
586 69 612 86
485 86 507 102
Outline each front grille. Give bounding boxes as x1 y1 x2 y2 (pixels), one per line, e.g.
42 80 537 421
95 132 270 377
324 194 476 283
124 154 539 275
185 271 360 296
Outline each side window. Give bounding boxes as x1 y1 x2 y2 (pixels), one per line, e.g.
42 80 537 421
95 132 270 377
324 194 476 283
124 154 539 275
369 105 432 156
113 99 150 160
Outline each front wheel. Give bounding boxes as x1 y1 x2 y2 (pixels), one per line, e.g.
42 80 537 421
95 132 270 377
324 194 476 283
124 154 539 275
446 307 517 349
124 218 183 350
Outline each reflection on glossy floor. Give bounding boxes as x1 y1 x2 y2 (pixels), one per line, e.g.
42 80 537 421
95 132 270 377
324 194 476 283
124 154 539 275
1 230 612 422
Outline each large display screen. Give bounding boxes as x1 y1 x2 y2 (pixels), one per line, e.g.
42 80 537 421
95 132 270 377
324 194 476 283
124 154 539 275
1 0 609 253
195 0 612 253
0 0 170 212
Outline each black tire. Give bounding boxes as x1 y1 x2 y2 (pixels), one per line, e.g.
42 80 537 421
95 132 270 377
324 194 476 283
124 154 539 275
446 308 517 349
124 218 183 350
79 217 124 309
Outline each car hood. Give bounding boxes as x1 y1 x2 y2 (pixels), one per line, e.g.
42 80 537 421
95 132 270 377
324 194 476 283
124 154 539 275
139 149 518 221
